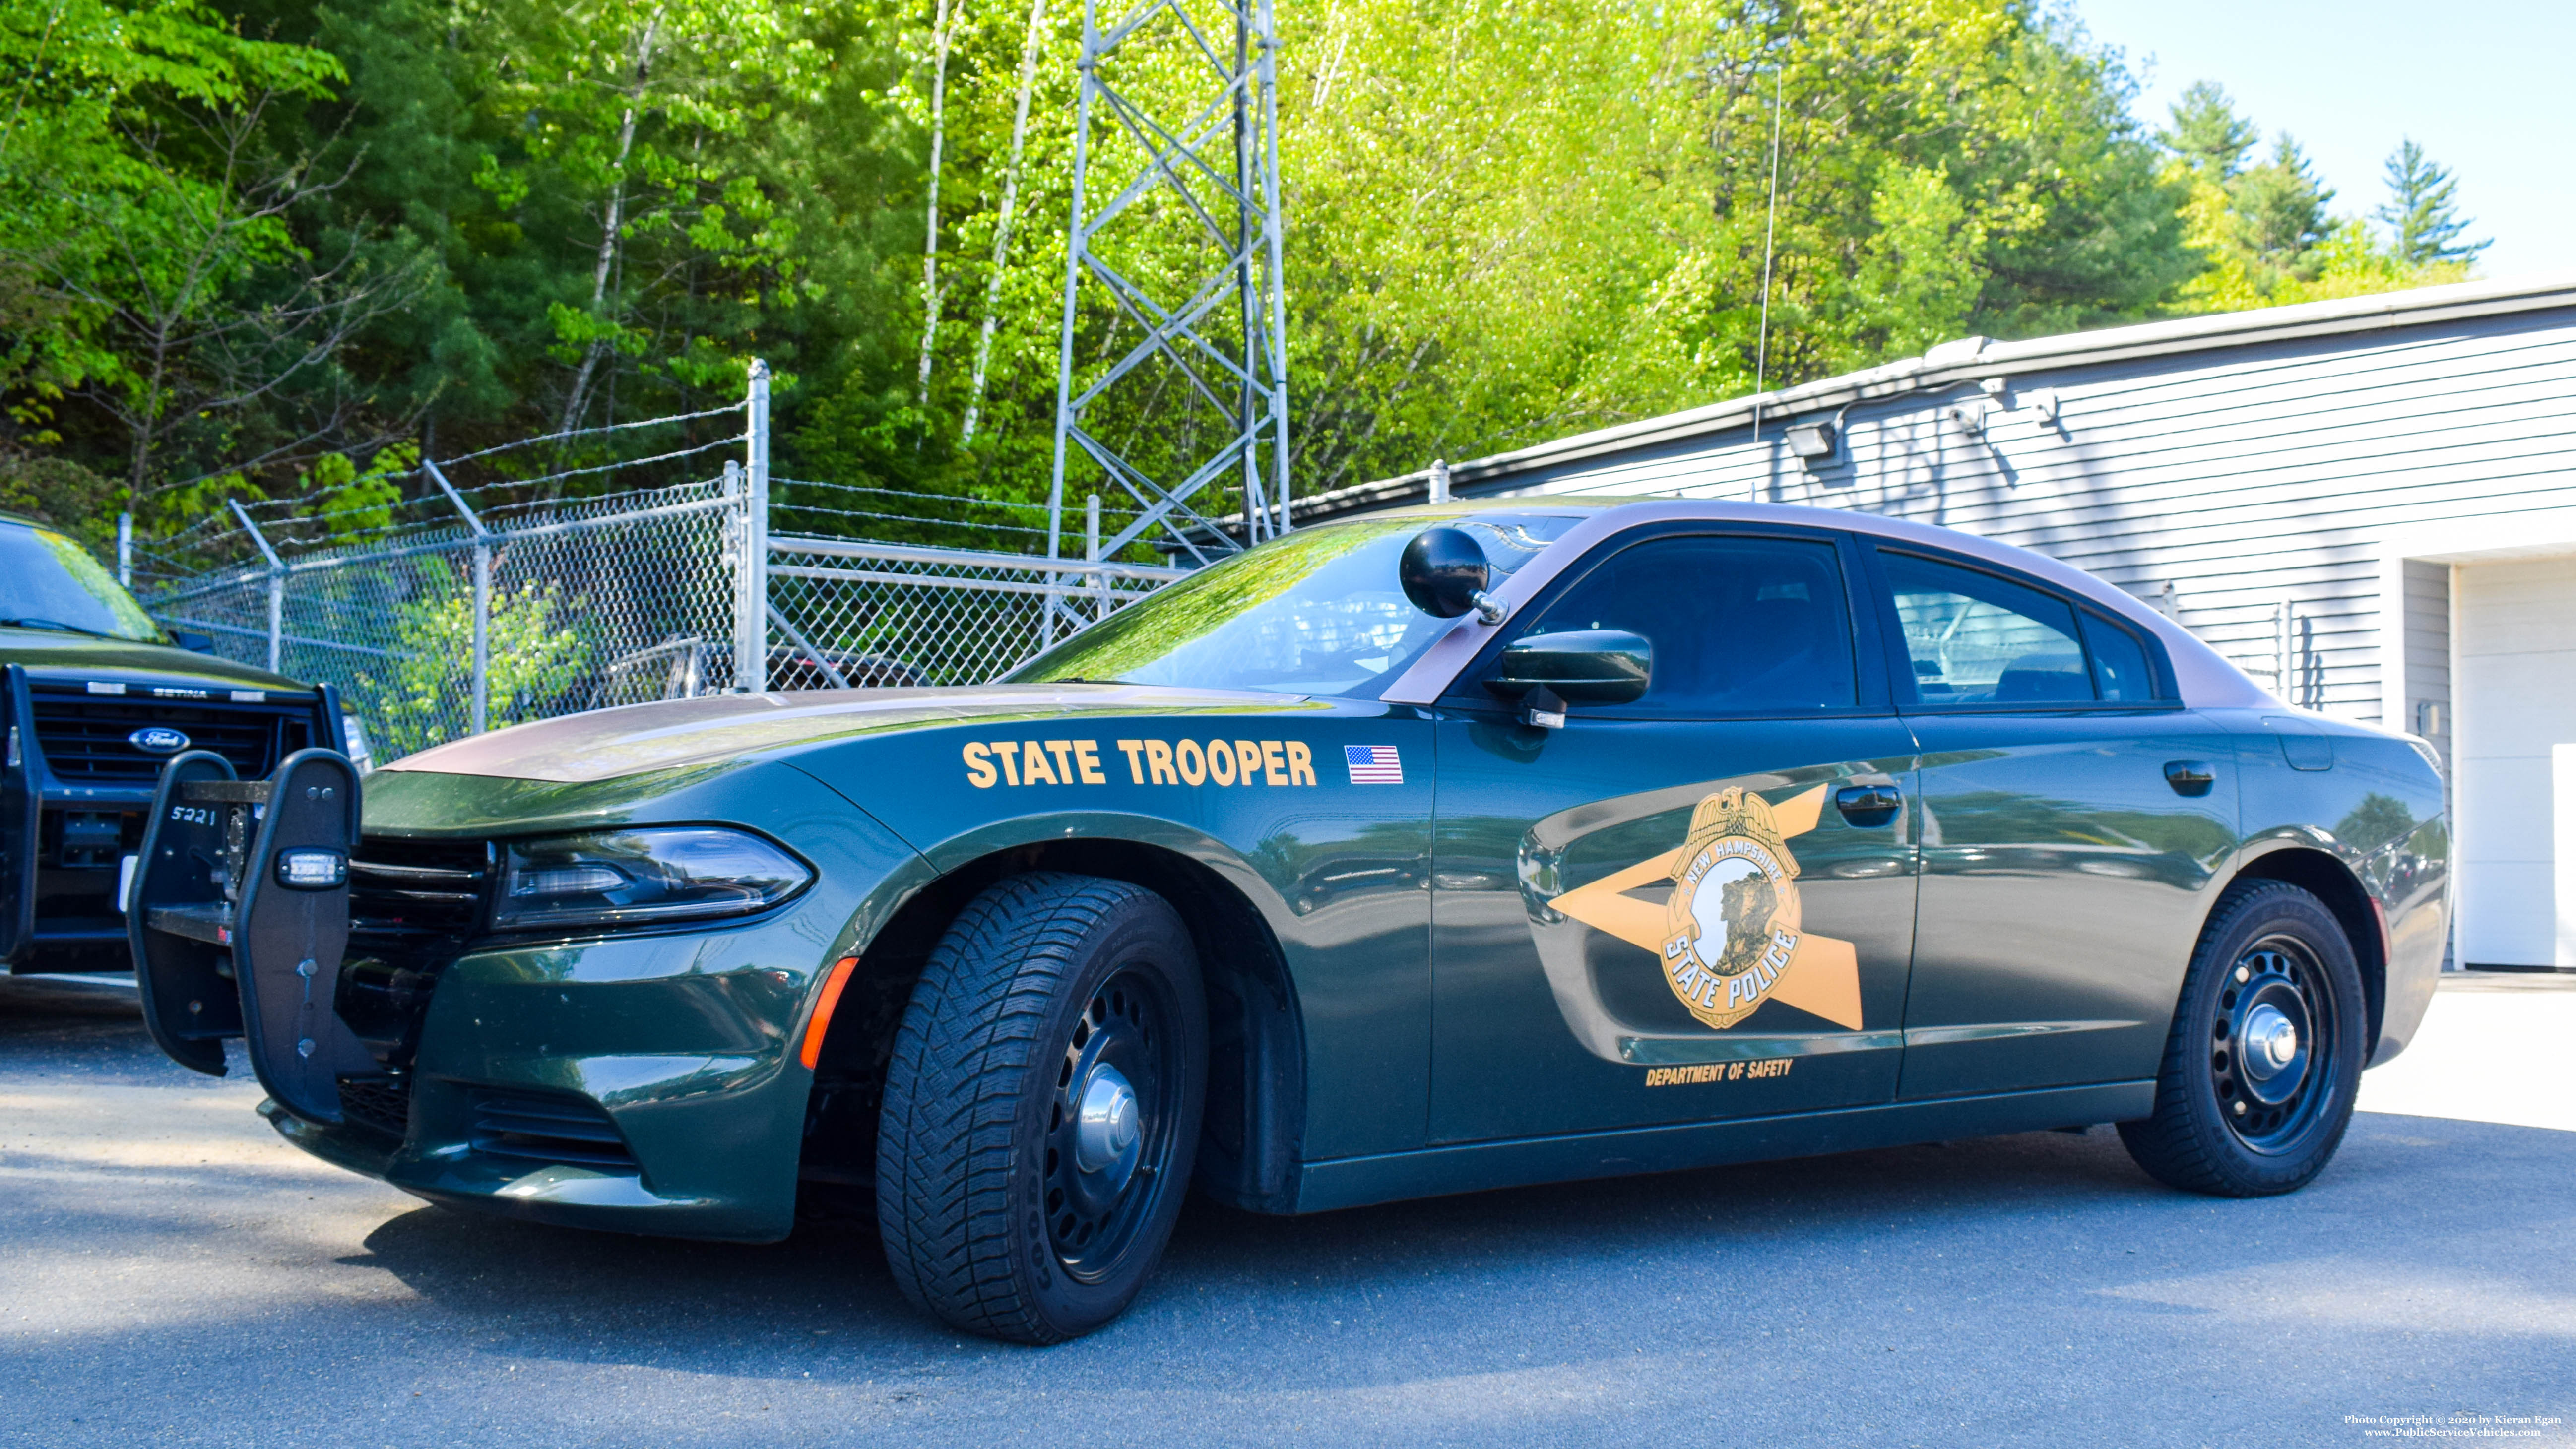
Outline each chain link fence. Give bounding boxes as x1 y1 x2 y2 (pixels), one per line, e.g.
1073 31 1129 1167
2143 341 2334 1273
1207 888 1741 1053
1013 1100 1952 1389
150 474 760 760
134 364 1194 762
767 535 1182 688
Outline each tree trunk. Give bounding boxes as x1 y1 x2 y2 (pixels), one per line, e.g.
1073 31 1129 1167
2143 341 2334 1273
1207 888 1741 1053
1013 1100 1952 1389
961 0 1045 443
915 0 963 413
557 9 665 442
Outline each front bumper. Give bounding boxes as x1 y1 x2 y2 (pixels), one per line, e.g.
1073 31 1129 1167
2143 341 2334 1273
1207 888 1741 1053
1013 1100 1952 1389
269 923 833 1242
266 768 932 1242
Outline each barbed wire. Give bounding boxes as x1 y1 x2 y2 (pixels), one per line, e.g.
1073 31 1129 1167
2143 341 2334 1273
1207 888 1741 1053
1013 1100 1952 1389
775 478 1058 513
134 402 754 572
440 434 744 495
424 399 746 473
770 500 1052 539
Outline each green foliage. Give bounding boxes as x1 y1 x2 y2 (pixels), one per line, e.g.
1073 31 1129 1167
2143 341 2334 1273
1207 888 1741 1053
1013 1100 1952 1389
2160 80 2257 183
353 567 593 755
2376 138 2488 266
0 0 2511 563
2164 84 2476 312
0 450 121 553
306 441 412 538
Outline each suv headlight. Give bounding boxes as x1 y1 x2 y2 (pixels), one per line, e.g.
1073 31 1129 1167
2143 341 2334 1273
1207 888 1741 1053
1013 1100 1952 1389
493 827 811 931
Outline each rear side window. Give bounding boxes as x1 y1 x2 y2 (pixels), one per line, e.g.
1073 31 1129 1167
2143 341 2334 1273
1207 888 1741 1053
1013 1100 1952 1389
2082 612 2160 702
1883 553 2088 704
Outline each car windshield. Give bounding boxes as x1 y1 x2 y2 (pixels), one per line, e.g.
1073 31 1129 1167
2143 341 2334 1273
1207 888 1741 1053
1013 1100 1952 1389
1009 511 1585 697
0 524 163 643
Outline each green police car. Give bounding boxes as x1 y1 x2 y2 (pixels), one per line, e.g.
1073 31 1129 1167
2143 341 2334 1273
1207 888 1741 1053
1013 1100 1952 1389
128 499 2449 1343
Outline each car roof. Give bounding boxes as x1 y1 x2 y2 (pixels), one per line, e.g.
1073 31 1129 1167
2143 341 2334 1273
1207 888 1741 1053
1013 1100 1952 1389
1365 496 2271 710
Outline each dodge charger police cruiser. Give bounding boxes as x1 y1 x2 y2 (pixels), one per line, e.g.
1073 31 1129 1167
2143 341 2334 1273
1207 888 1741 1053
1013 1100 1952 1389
125 499 2448 1343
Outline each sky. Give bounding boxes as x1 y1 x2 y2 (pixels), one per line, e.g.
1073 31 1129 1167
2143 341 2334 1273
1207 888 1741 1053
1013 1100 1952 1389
2075 0 2576 280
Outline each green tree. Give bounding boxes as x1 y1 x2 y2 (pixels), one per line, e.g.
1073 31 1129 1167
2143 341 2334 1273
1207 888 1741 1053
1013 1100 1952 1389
2376 138 2488 266
2162 83 2475 312
0 0 418 529
2159 80 2257 183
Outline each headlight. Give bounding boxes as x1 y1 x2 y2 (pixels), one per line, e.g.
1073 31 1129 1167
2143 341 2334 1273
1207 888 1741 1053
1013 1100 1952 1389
492 827 811 931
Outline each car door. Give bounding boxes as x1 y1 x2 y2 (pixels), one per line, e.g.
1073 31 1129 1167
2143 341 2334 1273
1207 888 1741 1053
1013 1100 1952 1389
1428 523 1919 1145
1866 545 2241 1100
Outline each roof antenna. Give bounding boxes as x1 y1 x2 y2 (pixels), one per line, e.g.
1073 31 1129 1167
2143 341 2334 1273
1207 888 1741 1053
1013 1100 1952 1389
1751 52 1785 462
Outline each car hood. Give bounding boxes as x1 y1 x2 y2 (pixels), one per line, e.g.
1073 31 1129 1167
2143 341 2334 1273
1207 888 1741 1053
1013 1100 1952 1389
0 627 312 692
382 684 1328 784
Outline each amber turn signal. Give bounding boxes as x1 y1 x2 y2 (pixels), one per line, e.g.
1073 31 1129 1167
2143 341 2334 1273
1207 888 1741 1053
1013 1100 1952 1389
800 957 860 1070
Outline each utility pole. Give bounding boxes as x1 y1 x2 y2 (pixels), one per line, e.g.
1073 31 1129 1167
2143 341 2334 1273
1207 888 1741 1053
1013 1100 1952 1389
1044 0 1290 643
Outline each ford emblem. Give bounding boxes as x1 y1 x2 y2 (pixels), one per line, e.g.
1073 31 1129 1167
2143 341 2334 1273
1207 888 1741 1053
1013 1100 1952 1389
129 727 190 755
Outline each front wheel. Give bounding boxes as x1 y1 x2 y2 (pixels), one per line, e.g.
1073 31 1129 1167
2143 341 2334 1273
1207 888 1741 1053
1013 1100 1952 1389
876 872 1207 1343
2119 879 2366 1197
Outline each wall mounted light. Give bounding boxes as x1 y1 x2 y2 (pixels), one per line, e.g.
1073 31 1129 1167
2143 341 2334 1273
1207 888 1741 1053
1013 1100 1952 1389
1784 422 1838 466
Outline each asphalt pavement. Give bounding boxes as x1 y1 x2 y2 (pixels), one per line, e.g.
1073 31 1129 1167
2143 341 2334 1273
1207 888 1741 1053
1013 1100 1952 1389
1 971 2568 1449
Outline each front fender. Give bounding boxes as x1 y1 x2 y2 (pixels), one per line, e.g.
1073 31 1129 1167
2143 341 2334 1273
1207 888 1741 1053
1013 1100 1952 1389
791 706 1437 1163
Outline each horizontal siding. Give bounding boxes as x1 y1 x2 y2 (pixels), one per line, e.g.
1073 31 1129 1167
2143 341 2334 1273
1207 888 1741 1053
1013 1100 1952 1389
1488 307 2576 724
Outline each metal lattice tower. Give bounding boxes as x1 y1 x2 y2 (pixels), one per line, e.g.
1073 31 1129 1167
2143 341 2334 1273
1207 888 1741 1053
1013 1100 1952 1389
1045 0 1289 636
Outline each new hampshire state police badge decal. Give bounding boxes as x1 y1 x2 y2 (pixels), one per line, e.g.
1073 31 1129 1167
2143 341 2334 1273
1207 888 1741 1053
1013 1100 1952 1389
1545 782 1866 1034
1661 787 1801 1030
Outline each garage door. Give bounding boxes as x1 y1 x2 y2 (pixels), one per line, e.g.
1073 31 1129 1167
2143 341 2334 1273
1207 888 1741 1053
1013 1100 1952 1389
2454 555 2576 967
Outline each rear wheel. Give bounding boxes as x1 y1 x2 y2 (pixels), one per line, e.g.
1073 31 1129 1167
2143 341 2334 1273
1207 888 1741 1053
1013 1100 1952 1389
2119 879 2365 1197
875 872 1206 1343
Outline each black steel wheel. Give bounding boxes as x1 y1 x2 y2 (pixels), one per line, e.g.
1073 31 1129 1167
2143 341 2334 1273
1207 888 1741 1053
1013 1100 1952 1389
876 872 1206 1343
2119 879 2366 1196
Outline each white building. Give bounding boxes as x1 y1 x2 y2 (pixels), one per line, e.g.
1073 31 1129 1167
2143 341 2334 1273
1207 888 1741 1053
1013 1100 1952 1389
1321 273 2576 970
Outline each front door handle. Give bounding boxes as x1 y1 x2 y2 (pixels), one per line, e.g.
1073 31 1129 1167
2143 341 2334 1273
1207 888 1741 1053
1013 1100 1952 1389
2164 760 2215 797
1834 783 1903 827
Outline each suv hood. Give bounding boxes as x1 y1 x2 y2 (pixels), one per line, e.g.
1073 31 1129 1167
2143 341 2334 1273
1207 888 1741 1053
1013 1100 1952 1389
2 627 311 692
383 685 1327 784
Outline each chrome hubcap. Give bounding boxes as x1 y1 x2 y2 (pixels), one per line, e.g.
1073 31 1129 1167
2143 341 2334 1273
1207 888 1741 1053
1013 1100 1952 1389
2240 1005 2299 1081
1074 1064 1142 1189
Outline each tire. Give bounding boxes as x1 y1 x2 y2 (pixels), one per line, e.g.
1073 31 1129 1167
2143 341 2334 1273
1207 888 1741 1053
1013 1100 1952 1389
876 872 1207 1343
2119 879 2367 1197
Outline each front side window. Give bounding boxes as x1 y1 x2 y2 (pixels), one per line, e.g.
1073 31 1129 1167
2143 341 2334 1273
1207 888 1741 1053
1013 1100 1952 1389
1884 553 2091 705
1010 512 1582 697
0 525 163 643
1496 533 1858 716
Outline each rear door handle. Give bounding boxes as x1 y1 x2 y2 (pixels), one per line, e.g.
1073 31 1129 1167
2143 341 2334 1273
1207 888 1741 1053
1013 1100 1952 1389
2164 760 2215 797
1834 783 1903 827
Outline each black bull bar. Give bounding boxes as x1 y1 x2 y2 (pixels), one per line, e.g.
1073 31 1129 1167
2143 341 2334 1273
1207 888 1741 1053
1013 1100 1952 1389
128 747 378 1123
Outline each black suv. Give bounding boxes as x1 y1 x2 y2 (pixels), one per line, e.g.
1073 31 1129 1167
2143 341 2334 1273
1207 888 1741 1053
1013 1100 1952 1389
0 513 345 973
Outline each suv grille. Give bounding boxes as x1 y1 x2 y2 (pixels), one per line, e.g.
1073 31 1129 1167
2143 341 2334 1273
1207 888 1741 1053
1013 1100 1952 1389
29 689 313 783
470 1090 635 1169
350 837 490 943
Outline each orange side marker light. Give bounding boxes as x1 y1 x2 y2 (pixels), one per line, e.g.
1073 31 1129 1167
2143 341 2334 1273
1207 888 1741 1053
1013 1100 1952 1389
800 956 860 1070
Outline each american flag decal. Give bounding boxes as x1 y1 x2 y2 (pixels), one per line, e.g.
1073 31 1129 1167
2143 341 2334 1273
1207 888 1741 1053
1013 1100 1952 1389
1343 745 1404 785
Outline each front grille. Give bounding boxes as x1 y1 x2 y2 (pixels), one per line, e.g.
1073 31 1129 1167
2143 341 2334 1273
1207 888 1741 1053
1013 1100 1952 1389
350 837 491 943
470 1090 636 1169
337 1074 413 1138
28 690 313 782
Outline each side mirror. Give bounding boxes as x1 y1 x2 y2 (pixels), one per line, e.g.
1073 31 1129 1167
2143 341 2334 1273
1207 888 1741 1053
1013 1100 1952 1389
1400 527 1504 623
169 630 215 654
1487 629 1652 705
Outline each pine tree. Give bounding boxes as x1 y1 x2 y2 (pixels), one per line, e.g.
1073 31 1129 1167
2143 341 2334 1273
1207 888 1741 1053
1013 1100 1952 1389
2160 81 2258 181
2376 138 2490 265
2232 136 2335 273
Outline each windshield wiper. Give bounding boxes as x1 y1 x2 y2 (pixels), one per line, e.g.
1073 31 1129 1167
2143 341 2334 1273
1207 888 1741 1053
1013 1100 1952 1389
0 617 129 641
